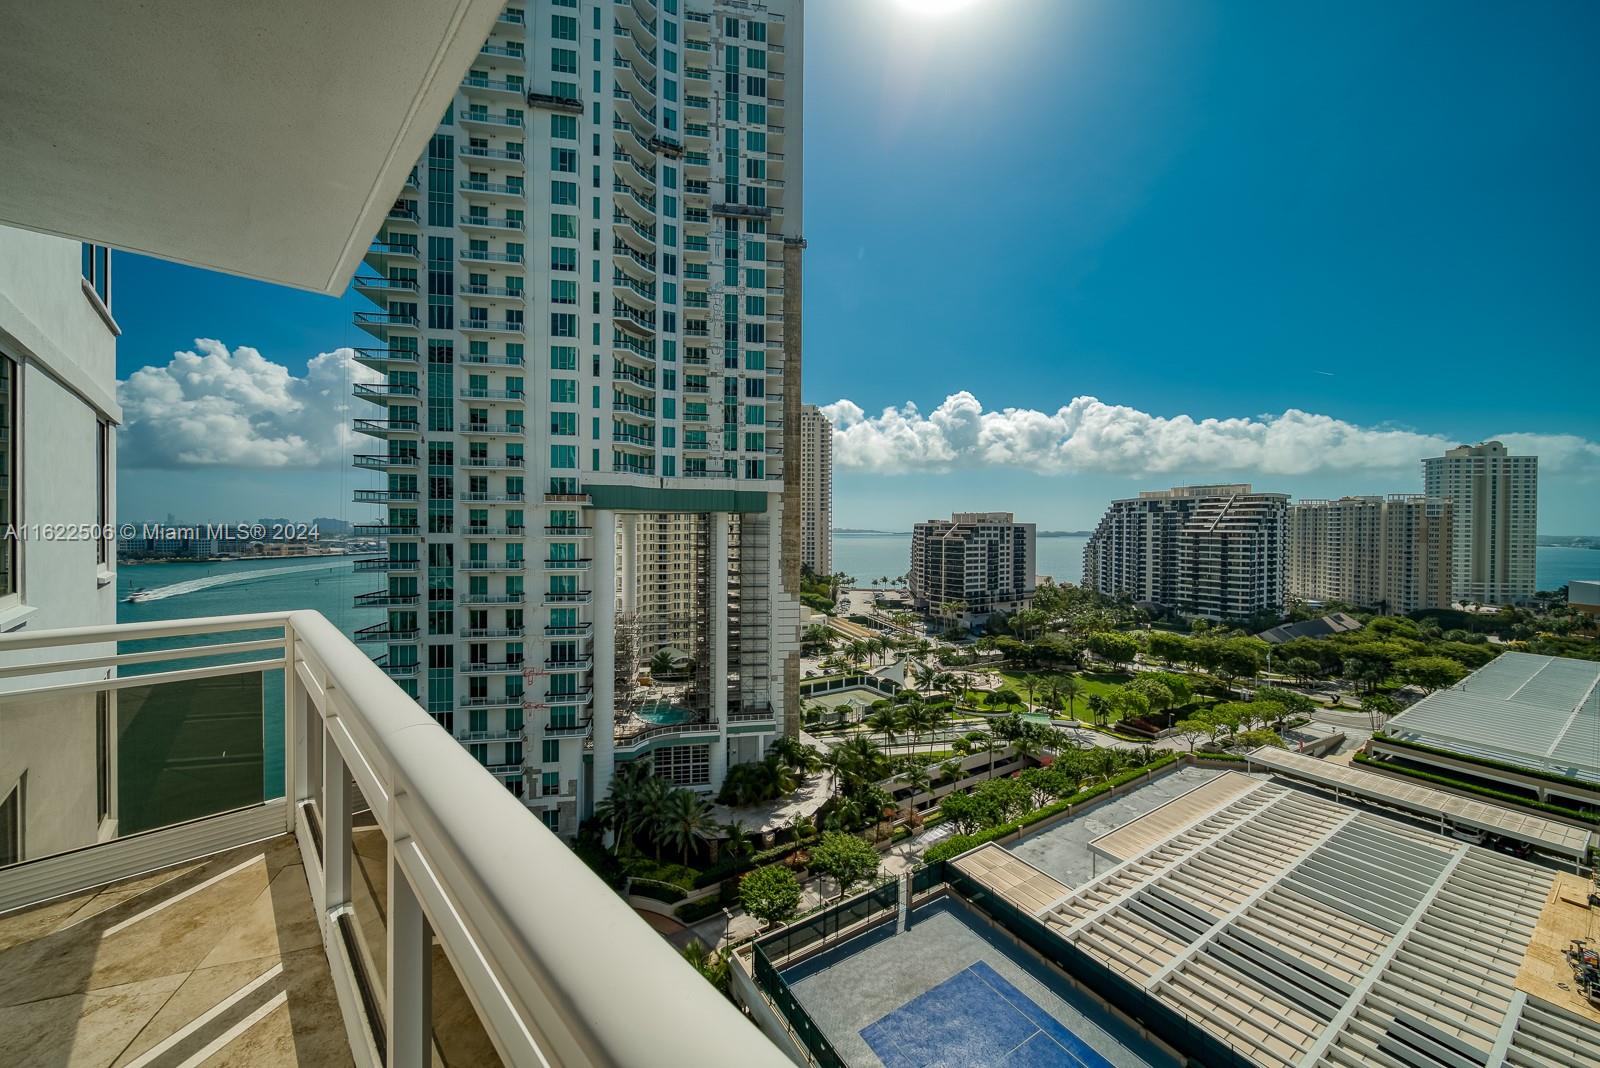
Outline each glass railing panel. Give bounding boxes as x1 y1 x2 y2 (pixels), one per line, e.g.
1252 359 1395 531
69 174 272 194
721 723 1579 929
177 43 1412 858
1 624 286 871
116 674 267 835
1 671 272 869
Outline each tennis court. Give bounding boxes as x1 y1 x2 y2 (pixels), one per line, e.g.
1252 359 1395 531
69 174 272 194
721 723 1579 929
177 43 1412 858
861 960 1116 1068
782 897 1169 1068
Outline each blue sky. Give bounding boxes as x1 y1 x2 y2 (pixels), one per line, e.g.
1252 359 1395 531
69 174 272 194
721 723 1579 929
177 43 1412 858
115 0 1600 531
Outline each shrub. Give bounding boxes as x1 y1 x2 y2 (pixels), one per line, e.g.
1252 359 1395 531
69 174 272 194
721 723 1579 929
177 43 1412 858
925 834 983 864
919 754 1182 861
1352 753 1599 824
1372 733 1599 790
675 896 728 924
630 879 687 904
739 864 803 927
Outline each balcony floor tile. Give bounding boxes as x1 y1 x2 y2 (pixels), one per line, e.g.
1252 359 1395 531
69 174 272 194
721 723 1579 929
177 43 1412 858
0 835 351 1068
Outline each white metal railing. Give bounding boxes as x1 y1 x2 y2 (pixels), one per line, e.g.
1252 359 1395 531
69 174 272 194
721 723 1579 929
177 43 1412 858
0 611 785 1068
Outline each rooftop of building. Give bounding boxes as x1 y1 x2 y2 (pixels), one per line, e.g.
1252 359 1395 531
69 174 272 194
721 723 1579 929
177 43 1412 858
1382 650 1600 784
1136 483 1255 499
753 760 1600 1068
917 512 1025 527
1031 772 1599 1067
1255 612 1365 644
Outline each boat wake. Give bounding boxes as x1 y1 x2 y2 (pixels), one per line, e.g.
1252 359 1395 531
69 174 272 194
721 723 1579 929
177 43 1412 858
125 562 343 603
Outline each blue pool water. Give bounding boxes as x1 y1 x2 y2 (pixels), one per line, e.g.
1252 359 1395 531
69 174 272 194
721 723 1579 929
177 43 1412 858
861 959 1116 1068
637 702 688 725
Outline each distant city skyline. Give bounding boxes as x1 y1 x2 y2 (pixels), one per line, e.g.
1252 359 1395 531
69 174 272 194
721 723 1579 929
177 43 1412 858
112 0 1600 530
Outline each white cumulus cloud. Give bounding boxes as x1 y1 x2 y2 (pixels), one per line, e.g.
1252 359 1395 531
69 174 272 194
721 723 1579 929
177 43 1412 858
118 339 380 468
820 392 1600 477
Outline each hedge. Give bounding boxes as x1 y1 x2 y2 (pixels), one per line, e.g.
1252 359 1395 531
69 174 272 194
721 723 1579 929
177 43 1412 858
924 754 1181 863
1372 733 1600 792
692 837 812 889
1352 752 1600 825
629 879 688 904
622 858 702 892
675 896 729 924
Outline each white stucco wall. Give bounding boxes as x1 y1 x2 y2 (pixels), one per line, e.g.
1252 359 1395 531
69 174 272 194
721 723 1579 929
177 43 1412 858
0 224 121 861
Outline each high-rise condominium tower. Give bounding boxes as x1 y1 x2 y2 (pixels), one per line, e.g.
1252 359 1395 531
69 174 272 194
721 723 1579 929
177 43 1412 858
352 0 804 835
798 403 831 576
1082 485 1288 620
909 513 1036 627
1288 495 1452 613
1422 441 1538 605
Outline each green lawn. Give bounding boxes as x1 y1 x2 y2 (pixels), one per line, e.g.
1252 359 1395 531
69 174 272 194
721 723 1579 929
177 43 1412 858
987 669 1134 719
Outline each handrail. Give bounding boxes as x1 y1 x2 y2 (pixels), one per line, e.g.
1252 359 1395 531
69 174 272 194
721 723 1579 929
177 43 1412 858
287 611 786 1067
0 612 786 1068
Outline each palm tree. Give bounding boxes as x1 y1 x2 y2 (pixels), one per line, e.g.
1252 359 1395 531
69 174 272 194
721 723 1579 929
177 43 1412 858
1086 693 1108 727
1090 747 1123 783
648 649 676 678
1012 724 1046 767
658 789 715 863
758 757 798 797
682 941 730 993
802 623 835 653
768 735 819 775
865 702 902 747
721 821 754 860
1058 675 1084 719
636 776 674 859
832 734 888 795
909 700 944 753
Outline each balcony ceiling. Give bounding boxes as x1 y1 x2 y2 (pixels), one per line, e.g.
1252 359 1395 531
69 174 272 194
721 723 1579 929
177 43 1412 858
0 0 502 294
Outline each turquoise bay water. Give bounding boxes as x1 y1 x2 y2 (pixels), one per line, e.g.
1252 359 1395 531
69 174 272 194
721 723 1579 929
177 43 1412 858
831 532 1599 592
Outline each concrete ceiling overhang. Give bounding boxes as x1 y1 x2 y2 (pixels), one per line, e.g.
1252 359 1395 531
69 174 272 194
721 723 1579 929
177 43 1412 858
0 0 503 294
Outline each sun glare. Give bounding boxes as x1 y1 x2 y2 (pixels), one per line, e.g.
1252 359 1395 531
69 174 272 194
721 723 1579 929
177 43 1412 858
890 0 986 18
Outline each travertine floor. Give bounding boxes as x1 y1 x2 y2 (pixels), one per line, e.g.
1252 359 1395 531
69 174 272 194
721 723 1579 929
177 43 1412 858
0 835 352 1068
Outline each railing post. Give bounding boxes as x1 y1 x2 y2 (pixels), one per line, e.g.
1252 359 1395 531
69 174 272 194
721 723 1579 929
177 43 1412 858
285 624 309 833
322 723 351 909
387 811 432 1067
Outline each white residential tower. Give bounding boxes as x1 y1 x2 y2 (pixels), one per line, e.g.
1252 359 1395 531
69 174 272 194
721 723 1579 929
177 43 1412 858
351 0 805 835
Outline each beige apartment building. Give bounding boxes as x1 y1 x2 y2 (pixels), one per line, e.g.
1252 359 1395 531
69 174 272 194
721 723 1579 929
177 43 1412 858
1289 494 1452 613
1422 441 1538 604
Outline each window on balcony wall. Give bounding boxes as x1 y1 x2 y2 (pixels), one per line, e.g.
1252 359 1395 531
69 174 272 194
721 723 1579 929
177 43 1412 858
0 352 17 603
81 243 112 312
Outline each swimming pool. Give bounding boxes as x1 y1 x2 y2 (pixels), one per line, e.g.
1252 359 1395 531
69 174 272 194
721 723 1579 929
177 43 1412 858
637 702 688 725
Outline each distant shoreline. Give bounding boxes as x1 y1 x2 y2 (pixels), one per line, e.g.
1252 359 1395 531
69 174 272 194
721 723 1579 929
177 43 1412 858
832 529 1092 536
119 551 352 566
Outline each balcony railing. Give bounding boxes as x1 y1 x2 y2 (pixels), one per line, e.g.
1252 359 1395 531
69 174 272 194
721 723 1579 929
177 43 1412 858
0 613 785 1066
